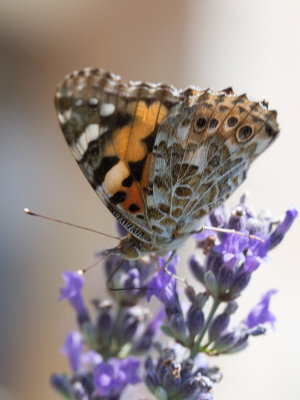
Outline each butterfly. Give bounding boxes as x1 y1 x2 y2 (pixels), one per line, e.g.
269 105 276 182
55 67 279 271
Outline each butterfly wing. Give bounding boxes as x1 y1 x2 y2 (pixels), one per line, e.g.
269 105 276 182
147 89 279 237
55 68 183 242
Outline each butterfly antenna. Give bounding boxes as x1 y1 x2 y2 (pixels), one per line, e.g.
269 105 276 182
24 208 120 240
106 258 125 290
197 225 265 243
78 250 112 275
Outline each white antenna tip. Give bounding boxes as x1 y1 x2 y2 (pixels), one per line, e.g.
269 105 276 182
24 208 31 214
77 269 85 276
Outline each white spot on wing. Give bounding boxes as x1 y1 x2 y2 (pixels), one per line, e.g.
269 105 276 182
104 161 129 194
77 132 88 154
58 108 72 124
100 103 115 117
64 109 72 120
58 112 65 124
85 124 100 142
75 99 83 107
73 124 100 160
88 98 98 106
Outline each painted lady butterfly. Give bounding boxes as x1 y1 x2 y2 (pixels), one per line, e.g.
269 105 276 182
55 67 279 267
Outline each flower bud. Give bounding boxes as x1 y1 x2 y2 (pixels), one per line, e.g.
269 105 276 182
229 272 251 298
217 266 234 295
96 310 113 348
187 305 205 338
116 312 139 346
71 381 89 400
228 206 247 231
189 255 205 283
169 314 187 342
204 271 218 297
210 206 227 227
50 374 72 398
209 313 230 342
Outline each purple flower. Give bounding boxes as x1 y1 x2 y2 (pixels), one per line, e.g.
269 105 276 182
144 347 218 400
93 356 140 397
61 331 102 373
59 271 87 317
214 233 248 269
245 289 278 329
61 331 83 373
195 205 228 244
190 200 297 301
104 254 156 306
147 254 178 305
270 206 298 249
243 238 270 273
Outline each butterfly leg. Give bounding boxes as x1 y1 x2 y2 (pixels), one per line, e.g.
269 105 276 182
163 250 190 286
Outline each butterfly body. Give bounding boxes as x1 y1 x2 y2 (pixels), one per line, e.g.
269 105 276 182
55 68 279 259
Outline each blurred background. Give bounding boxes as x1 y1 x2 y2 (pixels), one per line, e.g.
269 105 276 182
1 0 299 399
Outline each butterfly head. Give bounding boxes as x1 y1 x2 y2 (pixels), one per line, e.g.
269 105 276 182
109 235 143 260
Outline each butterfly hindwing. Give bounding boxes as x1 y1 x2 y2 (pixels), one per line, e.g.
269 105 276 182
147 89 279 236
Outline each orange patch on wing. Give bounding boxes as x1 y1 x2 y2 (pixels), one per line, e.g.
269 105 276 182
121 182 144 213
103 160 144 213
105 100 168 163
141 152 152 189
103 101 168 215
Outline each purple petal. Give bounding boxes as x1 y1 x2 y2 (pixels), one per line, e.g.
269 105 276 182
93 357 140 397
120 356 141 384
278 207 298 234
81 350 102 369
245 289 278 329
59 271 87 315
270 207 298 248
214 234 248 269
61 331 83 373
94 362 115 396
147 255 178 305
59 271 84 300
243 238 270 273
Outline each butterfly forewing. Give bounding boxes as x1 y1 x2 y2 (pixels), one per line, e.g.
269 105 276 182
55 68 183 242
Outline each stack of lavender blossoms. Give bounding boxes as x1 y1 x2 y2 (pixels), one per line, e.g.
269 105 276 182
51 195 297 400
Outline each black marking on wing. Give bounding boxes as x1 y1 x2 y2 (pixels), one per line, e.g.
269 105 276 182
128 158 147 182
93 156 119 185
110 191 127 204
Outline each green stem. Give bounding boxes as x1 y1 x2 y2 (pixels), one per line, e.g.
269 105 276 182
190 298 220 359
